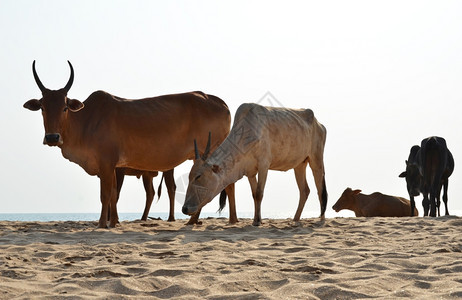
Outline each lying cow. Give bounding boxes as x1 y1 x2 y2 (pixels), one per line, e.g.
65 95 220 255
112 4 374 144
399 136 454 217
332 188 418 217
24 61 236 228
182 103 328 226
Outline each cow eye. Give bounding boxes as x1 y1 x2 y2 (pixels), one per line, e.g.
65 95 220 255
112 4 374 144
63 107 68 112
195 175 201 181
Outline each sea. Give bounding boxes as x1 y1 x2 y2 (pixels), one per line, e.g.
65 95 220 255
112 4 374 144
0 210 459 222
0 212 222 222
0 211 354 222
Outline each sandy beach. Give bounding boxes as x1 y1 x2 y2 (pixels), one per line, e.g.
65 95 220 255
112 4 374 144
1 216 462 299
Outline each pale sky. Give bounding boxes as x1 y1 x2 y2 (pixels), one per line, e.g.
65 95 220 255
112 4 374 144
1 1 461 218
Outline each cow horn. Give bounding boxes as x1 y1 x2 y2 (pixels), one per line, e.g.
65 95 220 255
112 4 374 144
32 60 46 92
64 60 74 92
203 132 211 159
194 139 200 160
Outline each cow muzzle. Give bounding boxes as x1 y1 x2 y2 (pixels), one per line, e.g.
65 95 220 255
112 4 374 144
409 187 420 197
332 204 340 212
182 204 198 216
43 133 63 146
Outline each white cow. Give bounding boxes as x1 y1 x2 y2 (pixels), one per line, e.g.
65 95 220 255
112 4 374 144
182 103 327 225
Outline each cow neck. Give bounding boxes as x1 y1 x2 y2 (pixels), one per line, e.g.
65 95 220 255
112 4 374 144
59 105 92 159
207 146 249 191
354 193 366 216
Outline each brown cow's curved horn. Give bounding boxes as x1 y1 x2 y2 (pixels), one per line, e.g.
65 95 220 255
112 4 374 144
194 139 200 160
64 60 74 92
32 60 46 92
203 132 212 159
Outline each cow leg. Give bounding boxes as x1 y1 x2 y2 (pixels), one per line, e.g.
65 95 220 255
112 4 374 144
141 174 155 221
423 189 436 217
422 197 430 216
248 169 268 226
431 201 437 217
99 169 118 228
436 200 441 217
430 190 437 217
115 169 125 202
308 158 328 220
436 185 441 217
409 195 416 217
422 189 430 216
293 162 310 222
111 168 126 221
164 169 176 222
186 210 202 225
248 175 258 225
225 183 238 224
442 179 450 216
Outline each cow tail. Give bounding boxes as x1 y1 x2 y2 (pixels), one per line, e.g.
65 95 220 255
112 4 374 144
218 190 227 213
157 173 165 201
321 176 328 216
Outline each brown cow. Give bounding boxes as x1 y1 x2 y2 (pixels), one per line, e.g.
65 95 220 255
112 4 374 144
332 188 418 217
115 168 176 221
24 61 236 228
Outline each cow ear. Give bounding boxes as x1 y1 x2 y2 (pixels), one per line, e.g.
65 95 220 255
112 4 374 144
212 165 220 173
23 99 42 111
353 189 361 195
399 171 407 178
67 98 84 112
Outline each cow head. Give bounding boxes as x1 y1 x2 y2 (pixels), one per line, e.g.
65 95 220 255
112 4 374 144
399 145 422 196
182 133 223 215
23 61 84 146
332 188 361 212
399 160 422 197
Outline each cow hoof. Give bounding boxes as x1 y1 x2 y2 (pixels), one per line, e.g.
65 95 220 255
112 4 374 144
252 221 261 226
109 221 119 228
185 220 202 226
316 218 326 227
97 220 108 228
291 221 301 227
229 218 239 225
167 217 175 222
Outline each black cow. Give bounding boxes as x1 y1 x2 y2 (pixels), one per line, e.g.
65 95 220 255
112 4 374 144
399 136 454 217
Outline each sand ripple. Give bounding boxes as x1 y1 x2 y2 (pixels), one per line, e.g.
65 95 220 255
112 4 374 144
1 216 462 299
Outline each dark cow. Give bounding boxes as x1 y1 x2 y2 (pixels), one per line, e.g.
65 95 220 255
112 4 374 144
399 136 454 217
24 61 236 228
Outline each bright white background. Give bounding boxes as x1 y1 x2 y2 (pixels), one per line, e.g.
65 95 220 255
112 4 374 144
1 1 461 218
